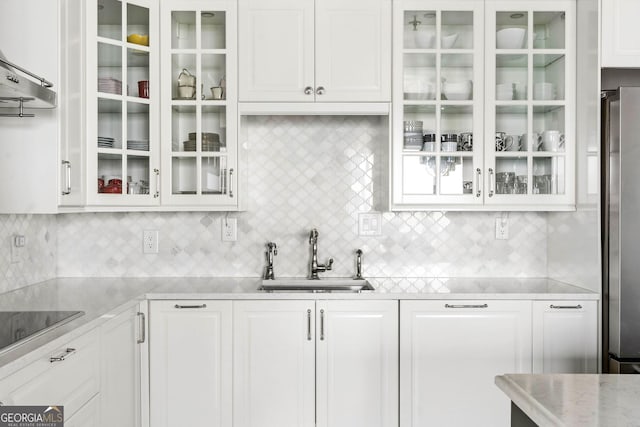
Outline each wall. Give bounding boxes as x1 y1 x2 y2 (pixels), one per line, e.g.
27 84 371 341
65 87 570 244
0 215 57 294
58 116 548 278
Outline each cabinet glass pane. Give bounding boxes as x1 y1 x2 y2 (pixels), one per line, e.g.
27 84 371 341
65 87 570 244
440 156 473 195
98 43 122 95
201 11 226 49
403 106 435 151
441 54 473 101
533 157 565 194
533 12 565 49
202 106 227 152
171 11 196 49
98 154 123 194
496 12 528 49
496 106 527 152
171 105 196 152
533 54 565 100
98 0 122 41
403 156 436 195
127 102 149 152
403 54 436 100
495 157 528 195
202 156 226 194
441 11 473 49
172 157 197 194
127 3 149 47
202 55 227 100
127 49 149 99
496 55 527 100
98 98 122 149
173 54 197 100
534 106 565 152
441 105 473 148
127 155 150 194
403 11 436 49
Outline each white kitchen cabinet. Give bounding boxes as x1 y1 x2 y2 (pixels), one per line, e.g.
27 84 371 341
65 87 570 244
160 0 240 209
532 300 598 373
392 0 576 211
233 300 398 427
100 304 147 427
149 300 232 427
0 328 100 419
601 0 640 67
400 300 532 427
238 0 391 102
66 395 100 427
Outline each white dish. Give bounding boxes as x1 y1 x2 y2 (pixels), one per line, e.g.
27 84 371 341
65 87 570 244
414 30 435 49
442 80 472 100
441 33 458 49
496 27 526 49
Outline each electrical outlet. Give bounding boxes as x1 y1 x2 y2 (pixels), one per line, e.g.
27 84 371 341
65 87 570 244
10 234 25 264
495 218 509 240
222 218 237 242
143 230 159 254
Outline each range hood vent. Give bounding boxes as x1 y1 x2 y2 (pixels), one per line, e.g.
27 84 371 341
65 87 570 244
0 49 57 117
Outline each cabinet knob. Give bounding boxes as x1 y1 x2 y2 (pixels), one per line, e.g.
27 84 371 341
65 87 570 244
316 86 326 95
304 86 314 95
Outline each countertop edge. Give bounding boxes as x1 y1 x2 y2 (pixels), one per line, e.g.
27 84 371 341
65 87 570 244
495 375 562 427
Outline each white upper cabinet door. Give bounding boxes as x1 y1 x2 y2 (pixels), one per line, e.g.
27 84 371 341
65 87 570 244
601 0 640 67
239 0 315 102
316 300 398 427
149 301 232 427
532 300 598 374
233 300 316 427
400 300 532 427
314 0 391 102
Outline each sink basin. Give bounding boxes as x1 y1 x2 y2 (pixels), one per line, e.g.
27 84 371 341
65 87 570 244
259 278 374 293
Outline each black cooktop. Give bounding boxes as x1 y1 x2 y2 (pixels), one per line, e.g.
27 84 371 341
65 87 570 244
0 310 84 353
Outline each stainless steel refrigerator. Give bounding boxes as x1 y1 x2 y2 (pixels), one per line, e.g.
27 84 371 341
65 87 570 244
602 87 640 374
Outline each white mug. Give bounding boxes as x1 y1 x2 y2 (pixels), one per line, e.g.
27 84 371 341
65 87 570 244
541 130 565 152
521 132 543 151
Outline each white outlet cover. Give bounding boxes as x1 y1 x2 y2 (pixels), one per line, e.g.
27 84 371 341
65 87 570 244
495 218 509 240
359 212 382 236
222 218 237 242
143 230 159 254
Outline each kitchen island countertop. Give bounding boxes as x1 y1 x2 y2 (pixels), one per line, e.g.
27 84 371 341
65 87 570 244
495 373 640 427
0 276 598 373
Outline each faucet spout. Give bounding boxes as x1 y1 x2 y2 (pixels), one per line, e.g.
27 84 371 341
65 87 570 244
308 229 333 280
263 242 277 280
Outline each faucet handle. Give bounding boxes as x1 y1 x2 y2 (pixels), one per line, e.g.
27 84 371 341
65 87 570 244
326 258 333 270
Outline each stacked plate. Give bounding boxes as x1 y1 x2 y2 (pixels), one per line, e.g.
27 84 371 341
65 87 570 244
98 137 115 148
183 132 222 152
127 140 149 151
98 77 123 95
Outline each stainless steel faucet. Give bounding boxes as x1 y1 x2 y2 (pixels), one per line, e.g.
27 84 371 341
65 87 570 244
308 229 333 280
354 249 363 280
263 242 277 280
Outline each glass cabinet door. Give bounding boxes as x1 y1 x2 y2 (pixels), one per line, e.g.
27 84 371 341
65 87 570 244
161 0 237 207
485 1 575 207
94 0 159 205
393 1 484 207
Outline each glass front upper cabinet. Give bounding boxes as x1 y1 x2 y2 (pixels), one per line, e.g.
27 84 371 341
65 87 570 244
161 0 238 208
485 1 575 208
393 1 484 208
94 0 159 205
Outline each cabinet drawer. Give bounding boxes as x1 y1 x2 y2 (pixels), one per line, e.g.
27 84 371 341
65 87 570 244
0 329 100 418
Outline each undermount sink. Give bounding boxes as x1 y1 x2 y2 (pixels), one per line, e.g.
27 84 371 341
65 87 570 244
259 278 374 293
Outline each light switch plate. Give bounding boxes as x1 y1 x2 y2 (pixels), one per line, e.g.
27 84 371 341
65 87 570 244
359 212 382 236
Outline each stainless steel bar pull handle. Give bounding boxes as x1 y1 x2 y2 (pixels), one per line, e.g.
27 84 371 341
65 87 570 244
550 304 583 309
174 304 207 309
50 347 77 363
62 160 71 195
307 309 312 341
137 312 146 344
475 168 482 198
488 168 495 197
154 168 160 198
229 168 234 198
320 309 325 340
445 304 489 309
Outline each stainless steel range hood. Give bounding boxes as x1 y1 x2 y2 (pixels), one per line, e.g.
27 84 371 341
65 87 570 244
0 49 56 117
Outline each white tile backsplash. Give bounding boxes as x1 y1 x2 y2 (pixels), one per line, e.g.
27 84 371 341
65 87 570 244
57 116 548 278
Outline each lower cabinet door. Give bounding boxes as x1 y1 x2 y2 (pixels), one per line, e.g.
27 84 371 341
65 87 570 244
65 394 100 427
400 300 532 427
149 300 232 427
316 300 398 427
233 300 316 427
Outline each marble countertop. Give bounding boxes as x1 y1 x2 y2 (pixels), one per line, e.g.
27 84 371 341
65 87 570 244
0 276 598 373
495 374 640 427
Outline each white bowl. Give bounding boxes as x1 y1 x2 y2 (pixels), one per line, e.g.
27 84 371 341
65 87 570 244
415 30 435 49
442 80 472 100
496 28 526 49
441 33 458 49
